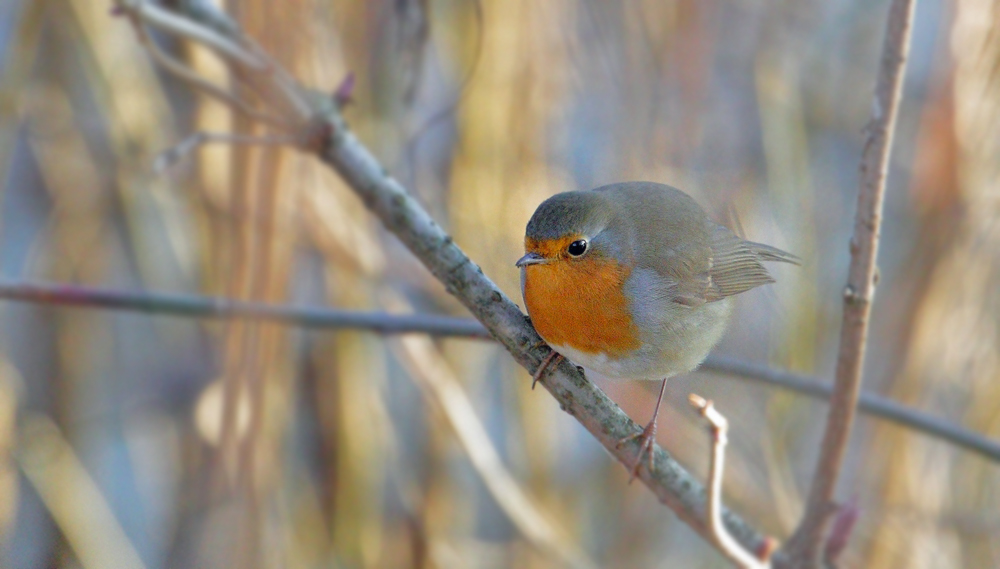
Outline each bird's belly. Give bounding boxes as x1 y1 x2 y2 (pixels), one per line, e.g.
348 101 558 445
547 342 658 380
559 295 733 382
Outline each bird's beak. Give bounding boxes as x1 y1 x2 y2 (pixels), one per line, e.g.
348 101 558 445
515 252 547 267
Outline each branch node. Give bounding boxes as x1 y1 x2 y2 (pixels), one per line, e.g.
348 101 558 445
841 285 869 305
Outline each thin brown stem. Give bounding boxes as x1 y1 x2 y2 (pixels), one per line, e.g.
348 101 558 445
689 395 775 569
780 0 918 565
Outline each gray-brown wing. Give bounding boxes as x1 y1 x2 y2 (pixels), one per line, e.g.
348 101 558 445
700 224 799 302
597 182 798 306
599 183 716 306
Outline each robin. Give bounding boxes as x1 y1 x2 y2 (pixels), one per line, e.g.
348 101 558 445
516 181 797 479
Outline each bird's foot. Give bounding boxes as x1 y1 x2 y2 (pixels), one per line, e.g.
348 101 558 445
532 351 564 390
616 418 658 483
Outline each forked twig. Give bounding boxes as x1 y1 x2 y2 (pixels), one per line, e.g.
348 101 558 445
130 20 287 128
114 0 316 153
119 0 265 69
689 395 776 569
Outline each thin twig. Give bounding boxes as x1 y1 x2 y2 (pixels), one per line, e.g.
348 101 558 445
700 356 1000 462
118 0 266 70
123 2 290 129
116 0 314 134
127 15 286 128
0 280 491 337
154 131 301 173
2 280 999 463
780 0 918 565
689 395 774 569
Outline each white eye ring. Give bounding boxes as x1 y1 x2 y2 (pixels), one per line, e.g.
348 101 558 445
567 239 588 257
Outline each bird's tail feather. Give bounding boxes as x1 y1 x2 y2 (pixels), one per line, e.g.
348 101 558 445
746 241 801 265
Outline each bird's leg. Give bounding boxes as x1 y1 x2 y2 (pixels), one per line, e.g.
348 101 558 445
616 377 669 483
531 350 564 390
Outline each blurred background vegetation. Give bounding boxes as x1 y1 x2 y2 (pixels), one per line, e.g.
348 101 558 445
0 0 998 567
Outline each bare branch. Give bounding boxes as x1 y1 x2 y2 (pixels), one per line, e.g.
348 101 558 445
689 395 776 569
780 0 918 565
118 0 266 70
125 13 284 127
2 280 999 464
0 280 491 337
112 4 775 556
700 357 1000 462
114 0 314 132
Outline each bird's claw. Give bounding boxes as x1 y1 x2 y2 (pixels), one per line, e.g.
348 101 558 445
531 351 564 390
616 420 658 483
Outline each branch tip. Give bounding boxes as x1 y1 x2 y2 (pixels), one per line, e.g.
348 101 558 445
688 393 708 409
823 499 860 565
334 72 356 108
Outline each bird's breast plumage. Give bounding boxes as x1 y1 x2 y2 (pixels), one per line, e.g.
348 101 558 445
521 256 641 360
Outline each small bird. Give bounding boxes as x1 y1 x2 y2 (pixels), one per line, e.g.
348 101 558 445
516 181 797 479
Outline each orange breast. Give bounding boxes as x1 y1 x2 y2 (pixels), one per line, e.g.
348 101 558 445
523 257 641 357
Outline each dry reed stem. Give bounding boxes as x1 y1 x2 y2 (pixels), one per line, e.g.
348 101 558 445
18 414 148 569
392 331 596 569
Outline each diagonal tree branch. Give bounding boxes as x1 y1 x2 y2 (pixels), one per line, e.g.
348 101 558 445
780 0 918 565
112 0 776 560
3 280 1000 464
314 89 778 560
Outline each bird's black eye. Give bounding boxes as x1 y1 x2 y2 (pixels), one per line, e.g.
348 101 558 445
567 239 588 257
